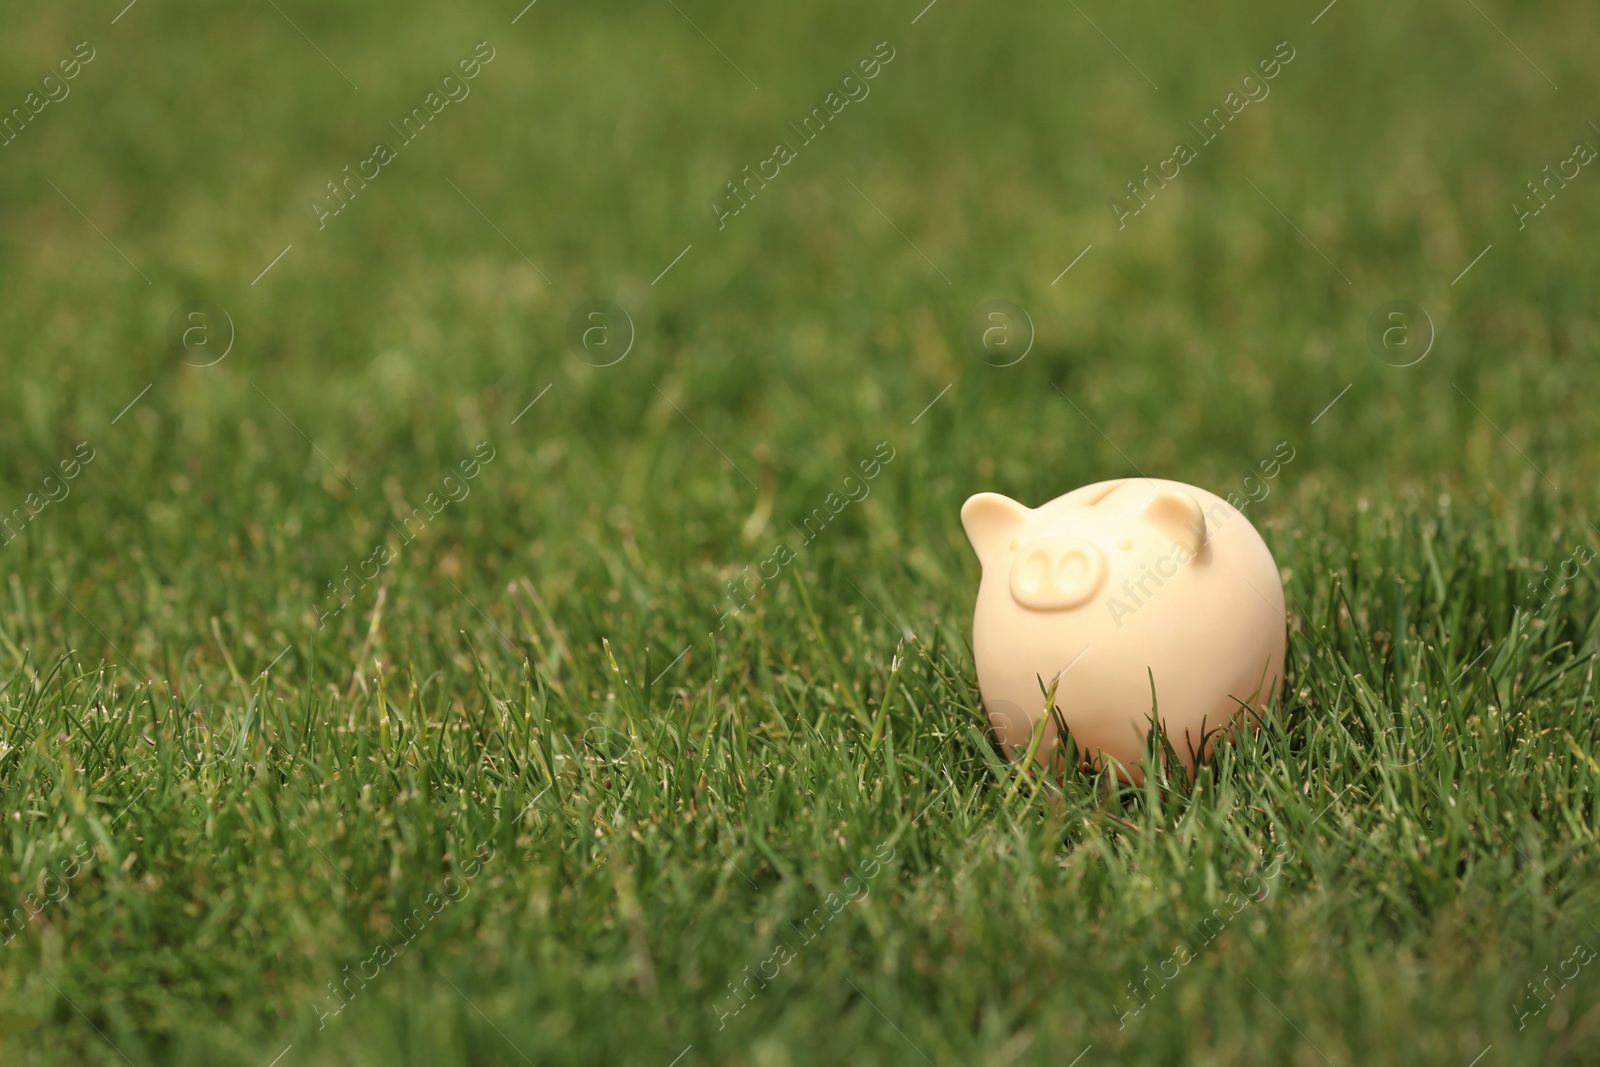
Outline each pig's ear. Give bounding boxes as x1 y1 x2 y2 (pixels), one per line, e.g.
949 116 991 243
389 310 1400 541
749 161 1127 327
1143 490 1206 557
961 493 1029 562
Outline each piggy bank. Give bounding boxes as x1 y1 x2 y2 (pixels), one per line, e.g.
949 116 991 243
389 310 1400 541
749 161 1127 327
962 478 1286 774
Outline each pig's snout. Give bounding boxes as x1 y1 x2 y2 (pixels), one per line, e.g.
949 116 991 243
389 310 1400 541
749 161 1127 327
1008 536 1106 610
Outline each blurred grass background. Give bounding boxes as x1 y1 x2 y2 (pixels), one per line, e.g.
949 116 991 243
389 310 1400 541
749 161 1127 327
1 0 1598 1063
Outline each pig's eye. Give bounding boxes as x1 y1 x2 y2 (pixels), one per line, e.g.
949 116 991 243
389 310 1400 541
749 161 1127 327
1116 538 1134 551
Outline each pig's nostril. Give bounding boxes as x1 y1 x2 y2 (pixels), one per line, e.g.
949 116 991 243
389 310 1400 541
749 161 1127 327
1056 552 1087 589
1018 550 1048 594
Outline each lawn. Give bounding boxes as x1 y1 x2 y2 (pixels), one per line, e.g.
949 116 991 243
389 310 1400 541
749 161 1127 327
2 0 1599 1063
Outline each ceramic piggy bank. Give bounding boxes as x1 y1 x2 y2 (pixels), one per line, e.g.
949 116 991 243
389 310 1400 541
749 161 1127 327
962 477 1286 773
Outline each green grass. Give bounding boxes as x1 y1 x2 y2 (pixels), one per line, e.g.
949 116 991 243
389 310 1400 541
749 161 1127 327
2 0 1600 1063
